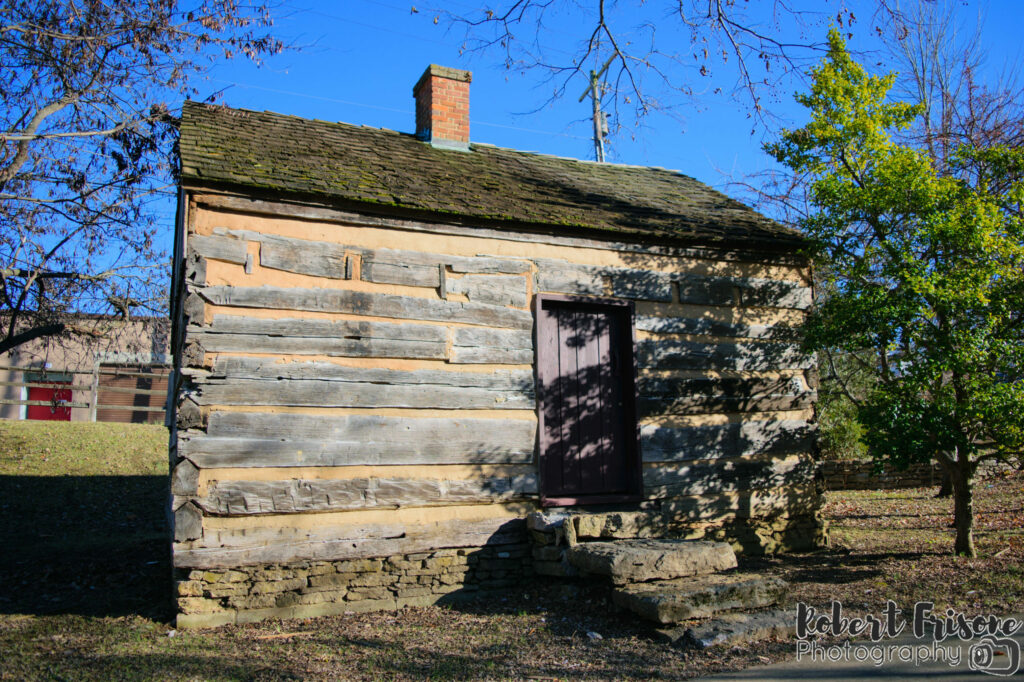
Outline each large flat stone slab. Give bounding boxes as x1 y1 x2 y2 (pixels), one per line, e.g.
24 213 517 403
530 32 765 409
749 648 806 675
570 511 665 540
613 573 788 624
566 539 737 584
656 609 796 648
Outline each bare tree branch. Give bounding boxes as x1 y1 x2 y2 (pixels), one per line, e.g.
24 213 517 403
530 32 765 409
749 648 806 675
0 0 286 353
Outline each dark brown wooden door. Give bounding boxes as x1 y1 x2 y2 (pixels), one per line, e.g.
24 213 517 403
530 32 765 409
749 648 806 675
537 296 639 505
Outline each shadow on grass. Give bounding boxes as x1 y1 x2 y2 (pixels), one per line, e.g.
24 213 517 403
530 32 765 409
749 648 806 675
740 548 952 587
0 475 173 621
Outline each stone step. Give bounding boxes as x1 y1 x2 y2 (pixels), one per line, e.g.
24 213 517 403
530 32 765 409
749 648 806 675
656 608 797 649
612 573 788 624
566 539 737 585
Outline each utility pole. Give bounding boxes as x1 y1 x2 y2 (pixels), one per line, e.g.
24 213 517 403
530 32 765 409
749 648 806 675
579 55 614 163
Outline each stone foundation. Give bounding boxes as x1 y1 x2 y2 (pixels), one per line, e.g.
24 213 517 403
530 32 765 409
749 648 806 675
529 511 828 578
176 542 533 628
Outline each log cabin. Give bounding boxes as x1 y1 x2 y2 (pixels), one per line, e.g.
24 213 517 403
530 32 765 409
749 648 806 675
169 65 826 628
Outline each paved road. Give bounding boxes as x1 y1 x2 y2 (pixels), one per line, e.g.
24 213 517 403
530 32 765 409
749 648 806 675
704 625 1024 680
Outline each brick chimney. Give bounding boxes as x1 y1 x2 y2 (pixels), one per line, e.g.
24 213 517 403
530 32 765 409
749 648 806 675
413 65 472 150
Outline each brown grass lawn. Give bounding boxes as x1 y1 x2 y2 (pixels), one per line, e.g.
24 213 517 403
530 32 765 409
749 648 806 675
0 420 1021 680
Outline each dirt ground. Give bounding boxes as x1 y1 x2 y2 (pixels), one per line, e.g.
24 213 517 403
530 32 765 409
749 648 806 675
1 422 1021 680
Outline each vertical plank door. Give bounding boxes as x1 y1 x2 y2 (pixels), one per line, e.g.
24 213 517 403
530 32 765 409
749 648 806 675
26 383 72 421
537 296 639 505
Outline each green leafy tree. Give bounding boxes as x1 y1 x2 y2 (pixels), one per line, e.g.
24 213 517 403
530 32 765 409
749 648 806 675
768 29 1024 557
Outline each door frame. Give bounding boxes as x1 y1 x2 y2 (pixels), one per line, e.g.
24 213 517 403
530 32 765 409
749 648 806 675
534 293 643 507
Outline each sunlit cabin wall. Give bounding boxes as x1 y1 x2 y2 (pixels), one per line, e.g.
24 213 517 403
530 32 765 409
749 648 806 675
168 190 822 627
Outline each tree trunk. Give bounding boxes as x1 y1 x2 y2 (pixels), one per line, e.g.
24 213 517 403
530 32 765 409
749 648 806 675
935 470 952 498
951 461 976 557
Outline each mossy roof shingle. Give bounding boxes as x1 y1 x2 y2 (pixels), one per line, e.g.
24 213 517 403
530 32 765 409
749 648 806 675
179 101 803 249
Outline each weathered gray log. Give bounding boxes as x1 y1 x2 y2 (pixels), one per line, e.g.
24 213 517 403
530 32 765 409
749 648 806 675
207 229 348 279
173 517 527 569
637 374 814 416
634 315 802 342
639 393 815 417
638 339 814 371
182 292 206 324
444 274 529 307
259 236 347 279
184 250 207 286
171 459 200 496
638 374 807 399
200 194 808 267
640 419 814 462
447 258 530 275
536 265 605 296
180 413 538 467
189 234 247 264
655 484 821 521
675 275 812 310
735 277 812 310
194 473 539 515
195 285 533 330
208 357 534 392
449 347 535 364
449 327 534 365
176 398 204 430
362 246 530 276
189 314 449 360
534 259 810 309
675 274 735 306
190 333 448 360
193 377 534 409
213 227 529 276
608 270 673 302
361 258 441 287
174 502 203 543
198 314 448 341
182 341 205 368
643 454 816 497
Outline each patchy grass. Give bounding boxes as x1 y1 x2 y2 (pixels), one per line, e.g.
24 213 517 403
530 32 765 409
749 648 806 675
763 475 1024 617
0 420 167 476
0 421 171 621
0 420 1021 680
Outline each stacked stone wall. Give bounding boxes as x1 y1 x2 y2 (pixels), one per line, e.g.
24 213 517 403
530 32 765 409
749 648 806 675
177 543 532 628
819 460 1017 491
528 510 828 578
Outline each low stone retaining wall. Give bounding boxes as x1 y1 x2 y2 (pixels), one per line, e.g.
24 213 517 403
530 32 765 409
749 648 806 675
818 461 943 491
176 542 533 628
819 460 1016 491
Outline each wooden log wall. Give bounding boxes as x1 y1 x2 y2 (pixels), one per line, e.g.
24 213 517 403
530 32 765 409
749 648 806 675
171 193 819 571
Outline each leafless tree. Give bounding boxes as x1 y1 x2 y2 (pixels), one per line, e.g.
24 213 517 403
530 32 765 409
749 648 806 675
879 0 1024 178
0 0 284 355
441 0 857 149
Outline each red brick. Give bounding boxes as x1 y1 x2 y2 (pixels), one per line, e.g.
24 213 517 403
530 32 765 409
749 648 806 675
413 65 471 143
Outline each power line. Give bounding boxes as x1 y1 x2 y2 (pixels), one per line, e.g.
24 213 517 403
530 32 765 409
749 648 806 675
208 79 589 140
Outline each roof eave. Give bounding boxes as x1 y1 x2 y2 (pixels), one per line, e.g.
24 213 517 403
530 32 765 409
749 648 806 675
179 177 809 256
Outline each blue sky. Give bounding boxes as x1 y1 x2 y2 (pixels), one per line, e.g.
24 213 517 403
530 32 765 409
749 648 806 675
198 0 1021 197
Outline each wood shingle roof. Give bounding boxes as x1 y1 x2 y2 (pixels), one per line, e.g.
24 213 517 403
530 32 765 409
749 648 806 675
179 101 803 250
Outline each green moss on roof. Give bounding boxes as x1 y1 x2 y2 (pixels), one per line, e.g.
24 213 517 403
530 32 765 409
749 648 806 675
179 101 803 249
